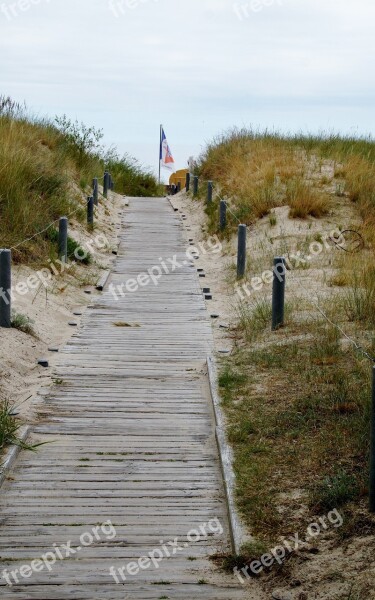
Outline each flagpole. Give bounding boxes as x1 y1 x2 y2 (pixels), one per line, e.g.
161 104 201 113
158 124 162 185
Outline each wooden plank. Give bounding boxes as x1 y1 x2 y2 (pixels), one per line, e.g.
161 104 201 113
0 197 245 599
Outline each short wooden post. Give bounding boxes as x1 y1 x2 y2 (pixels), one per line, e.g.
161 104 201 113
0 249 11 328
272 257 286 330
207 181 213 204
87 196 94 226
93 178 98 206
237 225 247 279
103 171 109 198
193 176 199 197
370 366 375 512
220 200 227 230
58 217 68 263
177 182 181 193
186 172 190 192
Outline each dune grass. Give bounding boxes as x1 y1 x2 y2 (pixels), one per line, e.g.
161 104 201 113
0 96 162 263
195 127 375 238
195 128 375 567
0 400 43 453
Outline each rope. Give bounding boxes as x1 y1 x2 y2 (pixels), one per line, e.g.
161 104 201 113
187 173 242 224
9 205 83 251
3 175 109 252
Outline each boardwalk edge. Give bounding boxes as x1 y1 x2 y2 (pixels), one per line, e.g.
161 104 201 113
0 425 31 488
96 269 111 291
207 355 248 555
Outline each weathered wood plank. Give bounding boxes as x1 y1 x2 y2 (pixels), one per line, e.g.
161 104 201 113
0 197 245 599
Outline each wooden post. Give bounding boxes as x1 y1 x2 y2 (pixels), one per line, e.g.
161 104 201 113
186 172 190 192
103 172 109 198
207 181 213 204
87 196 94 226
237 225 247 279
220 200 227 230
93 178 99 206
272 257 286 330
193 176 199 197
58 217 68 263
0 249 11 328
370 366 375 512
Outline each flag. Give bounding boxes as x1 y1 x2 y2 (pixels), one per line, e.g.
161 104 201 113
160 127 175 172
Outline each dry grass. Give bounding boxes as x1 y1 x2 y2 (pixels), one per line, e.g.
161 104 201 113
219 317 371 542
197 127 375 594
0 96 162 264
196 128 375 236
286 177 330 218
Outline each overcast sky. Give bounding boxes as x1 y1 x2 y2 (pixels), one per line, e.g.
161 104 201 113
0 0 374 180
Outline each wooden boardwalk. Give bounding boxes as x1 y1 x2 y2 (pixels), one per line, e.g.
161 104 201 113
0 198 245 599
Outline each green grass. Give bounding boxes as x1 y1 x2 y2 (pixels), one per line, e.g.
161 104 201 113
0 401 42 452
310 470 360 512
217 326 371 543
46 228 91 265
11 311 36 336
0 95 162 264
195 125 375 591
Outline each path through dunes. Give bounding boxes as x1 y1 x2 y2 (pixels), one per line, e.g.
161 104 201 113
0 197 246 599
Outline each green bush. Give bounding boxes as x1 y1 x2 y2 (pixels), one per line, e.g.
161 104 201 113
46 228 91 265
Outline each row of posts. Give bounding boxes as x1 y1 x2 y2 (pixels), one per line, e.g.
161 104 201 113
185 173 285 330
185 173 213 203
0 171 113 328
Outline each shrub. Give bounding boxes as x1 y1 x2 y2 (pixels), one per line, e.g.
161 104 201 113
46 228 91 265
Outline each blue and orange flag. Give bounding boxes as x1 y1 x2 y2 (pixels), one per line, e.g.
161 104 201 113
159 127 175 172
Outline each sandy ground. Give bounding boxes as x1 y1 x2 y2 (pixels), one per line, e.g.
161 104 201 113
0 189 126 423
168 174 374 600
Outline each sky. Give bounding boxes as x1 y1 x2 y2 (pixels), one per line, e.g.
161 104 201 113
0 0 374 181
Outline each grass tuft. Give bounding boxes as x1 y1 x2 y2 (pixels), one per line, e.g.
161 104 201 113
11 312 36 336
310 470 360 512
0 401 42 452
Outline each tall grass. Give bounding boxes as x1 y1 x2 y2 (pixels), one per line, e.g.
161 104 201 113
0 401 41 452
199 127 375 566
0 96 162 263
196 127 375 235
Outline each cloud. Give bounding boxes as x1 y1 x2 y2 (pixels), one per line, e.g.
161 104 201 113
0 0 373 174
